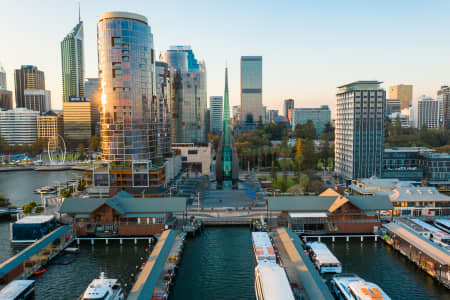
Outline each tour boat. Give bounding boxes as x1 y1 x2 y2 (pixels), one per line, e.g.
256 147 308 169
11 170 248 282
331 274 391 300
254 263 295 300
80 272 124 300
251 232 276 265
305 241 342 274
0 280 35 300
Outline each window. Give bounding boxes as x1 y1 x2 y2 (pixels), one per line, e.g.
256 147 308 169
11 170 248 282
188 150 198 155
112 37 121 48
122 56 129 62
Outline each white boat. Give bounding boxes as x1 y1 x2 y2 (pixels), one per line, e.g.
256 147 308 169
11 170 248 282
34 186 56 194
80 272 124 300
331 274 391 300
305 241 342 274
434 218 450 234
410 218 450 249
0 280 35 300
251 232 276 264
254 263 295 300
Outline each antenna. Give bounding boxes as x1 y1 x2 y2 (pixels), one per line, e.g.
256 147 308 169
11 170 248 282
78 1 81 22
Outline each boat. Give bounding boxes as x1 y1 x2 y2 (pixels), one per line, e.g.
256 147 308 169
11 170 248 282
64 247 80 254
305 241 342 274
0 280 35 300
10 215 57 244
34 267 46 276
254 263 295 300
251 232 276 265
34 186 57 194
331 274 391 300
80 272 124 300
434 218 450 234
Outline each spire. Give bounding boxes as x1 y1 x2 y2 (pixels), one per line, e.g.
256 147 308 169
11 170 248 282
223 67 231 145
78 1 81 23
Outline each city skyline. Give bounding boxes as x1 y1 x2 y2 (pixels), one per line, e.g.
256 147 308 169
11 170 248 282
2 1 450 115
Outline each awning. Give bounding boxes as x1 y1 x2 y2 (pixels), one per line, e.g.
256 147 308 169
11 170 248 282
288 212 328 218
122 213 165 218
75 214 90 218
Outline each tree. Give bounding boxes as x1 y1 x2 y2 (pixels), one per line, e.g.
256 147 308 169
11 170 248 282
31 138 45 156
271 160 277 181
77 143 84 154
394 115 402 136
302 139 316 169
295 138 303 158
278 158 293 192
299 174 309 192
327 157 334 170
294 120 316 140
295 154 304 184
88 135 100 152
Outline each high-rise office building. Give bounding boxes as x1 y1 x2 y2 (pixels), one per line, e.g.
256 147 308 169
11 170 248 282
61 20 85 103
85 78 100 135
267 109 278 123
0 64 6 89
283 99 294 122
232 105 240 127
437 85 450 129
63 100 95 147
385 99 401 117
37 111 64 151
261 106 267 124
155 61 172 158
240 56 262 124
14 65 45 108
0 108 39 145
98 11 155 162
291 105 331 137
209 96 223 134
335 81 385 181
389 84 413 110
161 46 207 144
0 89 12 110
416 96 439 129
24 89 51 113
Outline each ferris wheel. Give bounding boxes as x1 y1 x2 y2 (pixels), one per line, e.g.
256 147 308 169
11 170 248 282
47 134 67 163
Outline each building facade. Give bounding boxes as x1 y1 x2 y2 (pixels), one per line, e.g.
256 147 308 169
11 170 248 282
416 96 439 129
385 98 401 117
0 65 6 89
335 81 385 181
240 56 262 124
23 89 51 113
232 105 240 127
0 108 39 145
161 46 207 144
267 109 278 123
37 111 64 151
98 11 155 162
0 89 12 110
84 78 100 135
14 65 45 108
171 143 211 175
389 84 413 110
437 85 450 129
209 96 223 134
283 99 294 122
61 21 85 103
63 100 94 148
155 61 172 159
291 105 331 137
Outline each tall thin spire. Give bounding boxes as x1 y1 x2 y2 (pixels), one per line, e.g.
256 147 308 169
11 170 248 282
78 2 81 22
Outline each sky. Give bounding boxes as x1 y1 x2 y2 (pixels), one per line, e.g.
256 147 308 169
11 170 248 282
1 0 450 116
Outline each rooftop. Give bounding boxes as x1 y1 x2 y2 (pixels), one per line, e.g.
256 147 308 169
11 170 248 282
337 80 383 88
384 147 434 153
16 215 54 224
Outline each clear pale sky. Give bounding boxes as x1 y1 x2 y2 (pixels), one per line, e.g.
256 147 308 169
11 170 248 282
1 0 450 116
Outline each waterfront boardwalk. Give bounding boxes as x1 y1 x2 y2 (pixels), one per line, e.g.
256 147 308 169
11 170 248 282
382 222 450 288
128 229 184 300
0 225 74 284
272 228 334 300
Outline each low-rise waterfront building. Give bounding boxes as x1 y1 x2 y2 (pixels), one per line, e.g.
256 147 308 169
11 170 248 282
171 143 211 175
0 108 39 145
59 191 186 237
268 189 392 234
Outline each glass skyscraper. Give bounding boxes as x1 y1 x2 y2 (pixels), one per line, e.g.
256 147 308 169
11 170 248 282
97 11 155 162
155 61 172 158
335 81 385 181
14 65 45 108
61 20 85 102
161 46 207 144
240 56 262 124
209 96 223 134
0 64 6 89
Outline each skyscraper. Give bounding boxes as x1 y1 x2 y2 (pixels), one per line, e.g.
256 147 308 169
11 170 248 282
267 109 278 123
335 81 385 181
61 19 85 102
85 78 100 135
14 65 45 108
98 11 155 162
161 46 207 144
389 84 413 110
24 89 51 113
240 56 262 124
0 64 6 89
209 96 223 134
437 85 450 129
0 89 12 110
155 61 172 158
416 96 439 129
283 99 294 122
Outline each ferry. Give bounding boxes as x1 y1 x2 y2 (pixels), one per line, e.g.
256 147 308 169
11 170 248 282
331 274 391 300
305 241 342 274
251 232 276 264
410 218 450 249
80 272 124 300
434 219 450 234
0 280 35 300
254 263 295 300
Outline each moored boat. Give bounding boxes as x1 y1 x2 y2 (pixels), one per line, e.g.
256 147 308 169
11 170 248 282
80 272 124 300
305 241 342 274
331 273 391 300
0 280 35 300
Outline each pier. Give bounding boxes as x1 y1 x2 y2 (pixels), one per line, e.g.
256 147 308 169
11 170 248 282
76 237 155 246
128 229 185 300
302 234 379 243
382 222 450 288
0 225 74 284
272 227 334 300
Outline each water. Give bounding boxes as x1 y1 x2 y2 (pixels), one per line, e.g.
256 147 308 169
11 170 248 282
170 227 256 300
324 239 450 300
0 170 82 207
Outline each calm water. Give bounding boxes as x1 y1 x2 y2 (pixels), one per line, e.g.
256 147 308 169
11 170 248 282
170 227 256 300
0 170 82 207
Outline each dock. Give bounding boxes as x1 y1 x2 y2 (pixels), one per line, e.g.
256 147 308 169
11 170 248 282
0 226 74 284
272 227 334 300
127 230 185 300
382 222 450 288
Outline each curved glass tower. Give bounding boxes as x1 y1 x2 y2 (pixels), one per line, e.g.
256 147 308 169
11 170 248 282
97 12 155 162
